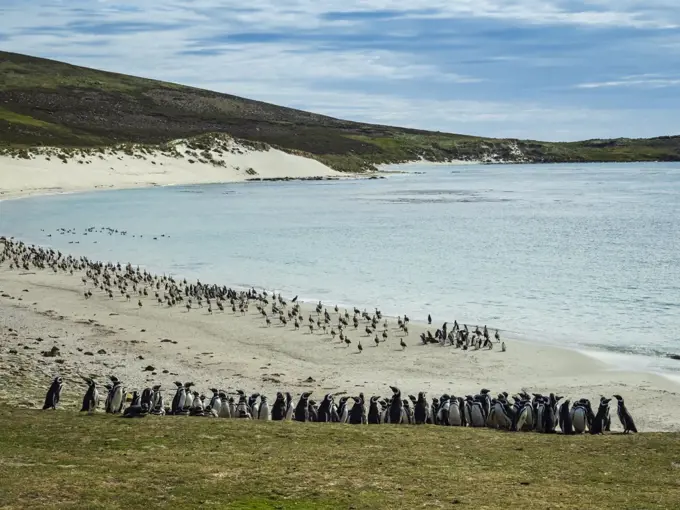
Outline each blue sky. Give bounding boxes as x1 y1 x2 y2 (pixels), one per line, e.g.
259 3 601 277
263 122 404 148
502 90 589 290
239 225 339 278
2 0 679 141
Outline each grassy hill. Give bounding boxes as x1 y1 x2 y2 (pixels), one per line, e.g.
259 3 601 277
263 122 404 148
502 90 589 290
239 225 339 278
1 406 679 509
1 50 680 172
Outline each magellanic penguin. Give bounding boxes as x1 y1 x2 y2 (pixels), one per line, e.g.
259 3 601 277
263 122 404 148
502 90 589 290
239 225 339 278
613 395 637 433
285 392 294 421
437 395 451 426
414 392 428 425
151 385 163 412
140 387 154 411
317 394 334 423
258 395 270 420
516 401 534 432
570 400 587 434
107 376 125 414
171 381 185 415
558 399 573 434
600 395 612 432
209 388 221 415
271 392 286 421
336 396 350 423
183 383 195 410
235 391 252 419
589 397 611 434
469 397 486 427
387 386 404 424
80 377 99 413
348 394 366 425
218 392 231 418
367 396 382 424
294 392 312 422
43 376 63 410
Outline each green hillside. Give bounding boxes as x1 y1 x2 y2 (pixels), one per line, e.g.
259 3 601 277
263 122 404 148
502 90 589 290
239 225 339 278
1 51 679 171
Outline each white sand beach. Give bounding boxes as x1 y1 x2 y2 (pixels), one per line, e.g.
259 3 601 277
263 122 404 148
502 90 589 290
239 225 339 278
1 242 679 432
0 136 342 200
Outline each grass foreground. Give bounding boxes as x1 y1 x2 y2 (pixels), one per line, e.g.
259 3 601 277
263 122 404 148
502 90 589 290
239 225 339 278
0 407 679 509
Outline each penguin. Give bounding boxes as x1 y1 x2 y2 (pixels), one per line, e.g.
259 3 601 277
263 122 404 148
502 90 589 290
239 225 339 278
348 396 366 424
317 394 334 423
228 396 237 418
294 392 312 422
414 392 428 425
516 401 534 432
171 381 185 414
589 397 611 434
387 386 404 424
43 376 63 410
437 395 451 426
543 393 558 433
191 391 203 411
80 377 99 413
284 392 294 420
140 386 154 411
486 400 498 428
131 391 141 407
469 397 485 427
218 392 231 418
600 395 612 432
367 396 382 424
337 396 350 423
559 399 573 434
152 388 165 415
613 395 637 433
209 389 221 415
271 392 287 421
479 389 491 418
570 401 587 434
235 392 252 419
493 398 512 430
123 402 150 418
248 393 260 417
448 396 463 426
107 376 125 414
183 383 195 410
258 395 270 420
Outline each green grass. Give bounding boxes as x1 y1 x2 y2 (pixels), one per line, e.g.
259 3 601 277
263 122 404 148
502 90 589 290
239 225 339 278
1 407 679 509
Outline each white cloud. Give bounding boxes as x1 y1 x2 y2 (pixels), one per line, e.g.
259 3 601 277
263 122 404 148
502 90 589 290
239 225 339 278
576 75 680 89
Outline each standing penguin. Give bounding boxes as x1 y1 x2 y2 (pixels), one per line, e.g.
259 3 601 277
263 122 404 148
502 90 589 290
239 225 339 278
151 385 163 412
570 401 588 434
589 397 611 434
271 392 287 421
543 393 558 433
294 392 312 422
235 392 252 419
348 394 366 425
367 396 382 424
613 395 637 433
413 392 428 425
43 377 63 410
284 392 294 420
258 395 270 420
80 377 99 413
107 376 125 414
387 386 404 424
336 396 350 423
171 381 185 415
209 389 221 415
218 392 231 418
559 399 573 434
316 394 334 423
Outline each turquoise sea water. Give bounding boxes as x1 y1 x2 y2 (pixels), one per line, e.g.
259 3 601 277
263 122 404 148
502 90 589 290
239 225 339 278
1 162 679 374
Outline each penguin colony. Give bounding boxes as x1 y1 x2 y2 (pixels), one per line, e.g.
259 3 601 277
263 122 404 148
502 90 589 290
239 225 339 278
0 239 504 354
43 376 638 433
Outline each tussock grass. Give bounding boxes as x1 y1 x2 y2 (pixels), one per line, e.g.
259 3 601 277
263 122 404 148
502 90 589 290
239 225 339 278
0 407 679 509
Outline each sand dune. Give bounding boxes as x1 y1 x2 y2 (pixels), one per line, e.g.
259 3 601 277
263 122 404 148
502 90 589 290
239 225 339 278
1 249 678 432
0 136 343 200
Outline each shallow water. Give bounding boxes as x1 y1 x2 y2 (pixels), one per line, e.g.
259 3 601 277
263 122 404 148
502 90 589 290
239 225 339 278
1 162 679 373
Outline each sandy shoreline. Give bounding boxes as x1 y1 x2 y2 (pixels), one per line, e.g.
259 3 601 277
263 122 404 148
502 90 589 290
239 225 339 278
0 136 347 200
1 242 679 431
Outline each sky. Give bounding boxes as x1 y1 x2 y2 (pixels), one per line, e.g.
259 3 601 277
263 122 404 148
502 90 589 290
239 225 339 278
2 0 679 141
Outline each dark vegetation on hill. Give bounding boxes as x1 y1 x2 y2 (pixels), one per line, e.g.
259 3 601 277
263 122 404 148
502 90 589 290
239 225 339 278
1 50 680 172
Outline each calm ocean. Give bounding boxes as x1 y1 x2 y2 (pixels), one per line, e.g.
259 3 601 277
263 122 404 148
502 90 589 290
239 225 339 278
2 162 679 375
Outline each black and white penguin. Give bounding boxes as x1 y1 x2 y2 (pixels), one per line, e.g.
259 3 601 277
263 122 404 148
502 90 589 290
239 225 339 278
600 395 612 432
559 399 573 434
271 392 287 421
589 397 611 434
336 396 350 423
235 392 252 419
248 393 260 417
437 395 451 426
218 392 231 418
294 392 312 422
493 396 512 430
208 389 221 415
80 377 99 413
479 389 491 418
284 392 294 420
387 386 404 424
613 395 637 433
367 396 382 424
183 382 195 410
570 400 587 434
542 393 558 433
258 395 270 420
107 376 125 414
469 397 486 427
171 381 185 415
43 376 63 410
316 394 334 423
151 386 165 415
348 394 366 424
140 387 154 411
131 391 141 407
516 400 534 432
414 392 428 425
123 402 150 418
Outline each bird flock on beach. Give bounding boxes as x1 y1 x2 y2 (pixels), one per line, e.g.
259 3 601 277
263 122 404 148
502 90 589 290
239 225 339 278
1 238 506 354
3 237 639 434
42 375 638 434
